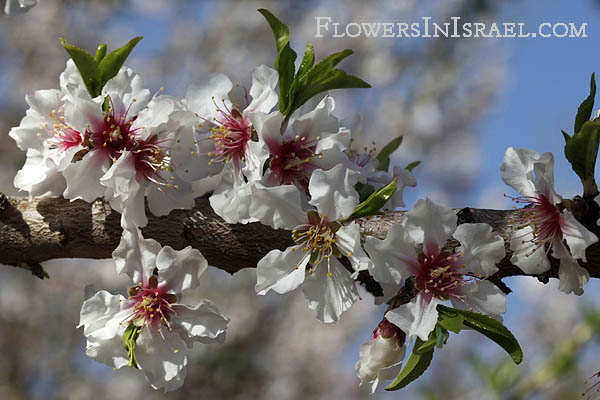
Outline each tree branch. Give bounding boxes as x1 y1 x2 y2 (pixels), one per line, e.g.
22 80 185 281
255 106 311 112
1 194 600 293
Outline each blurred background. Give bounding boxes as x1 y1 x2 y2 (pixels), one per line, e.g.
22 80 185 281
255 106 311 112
2 0 600 399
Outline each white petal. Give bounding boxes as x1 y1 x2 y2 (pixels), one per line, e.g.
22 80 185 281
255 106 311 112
155 245 208 293
209 173 256 224
102 67 151 118
308 164 359 220
62 151 107 202
336 223 372 274
256 247 309 295
249 184 307 229
78 290 126 339
509 227 550 274
172 298 229 347
552 242 590 295
403 198 456 253
532 152 561 204
13 154 66 198
291 96 339 143
84 331 129 370
112 225 161 285
245 64 278 114
454 223 505 276
453 280 506 320
385 294 438 342
301 257 359 323
135 327 188 392
499 147 539 197
184 74 233 119
364 224 416 286
562 210 598 261
146 175 195 218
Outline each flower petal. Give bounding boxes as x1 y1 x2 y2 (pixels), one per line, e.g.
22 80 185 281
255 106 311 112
245 65 278 114
452 280 506 321
308 164 359 220
112 225 162 285
301 257 359 323
172 298 229 347
552 242 590 295
336 223 372 274
364 224 417 286
249 183 307 230
256 246 309 295
385 294 438 341
453 223 505 276
509 226 551 274
500 147 538 197
562 210 598 261
403 198 456 253
155 245 208 293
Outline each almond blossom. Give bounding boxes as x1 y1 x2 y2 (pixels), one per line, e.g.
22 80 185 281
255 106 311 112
365 198 506 341
251 164 372 323
79 224 228 392
11 62 196 227
355 318 406 393
501 147 598 294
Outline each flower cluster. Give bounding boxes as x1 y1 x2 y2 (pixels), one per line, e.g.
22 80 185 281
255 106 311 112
9 19 600 394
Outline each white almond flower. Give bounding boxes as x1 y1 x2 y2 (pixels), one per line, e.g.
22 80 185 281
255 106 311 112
356 318 406 393
79 225 228 392
60 68 195 227
250 96 352 194
252 164 372 323
365 198 506 341
500 147 598 294
178 65 278 183
9 61 90 198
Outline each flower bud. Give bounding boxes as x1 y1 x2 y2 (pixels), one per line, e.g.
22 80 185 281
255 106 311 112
355 318 406 393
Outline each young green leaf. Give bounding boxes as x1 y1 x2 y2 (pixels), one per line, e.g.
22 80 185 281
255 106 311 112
344 178 397 221
435 325 449 349
385 338 435 391
563 120 600 196
574 72 596 134
376 136 403 172
288 49 370 119
123 323 140 369
438 305 523 364
405 160 421 172
258 8 297 114
60 38 100 97
297 43 315 80
97 36 143 91
94 43 107 64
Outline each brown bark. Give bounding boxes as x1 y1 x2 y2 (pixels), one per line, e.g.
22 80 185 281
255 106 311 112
1 194 600 293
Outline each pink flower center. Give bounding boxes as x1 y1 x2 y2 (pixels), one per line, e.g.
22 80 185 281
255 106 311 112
124 276 177 331
131 135 173 187
506 192 567 253
86 105 141 159
408 245 477 303
266 133 322 193
347 139 376 168
46 108 83 152
373 318 406 342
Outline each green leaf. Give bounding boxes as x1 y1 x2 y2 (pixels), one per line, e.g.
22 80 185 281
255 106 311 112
376 136 403 172
60 38 101 97
94 43 107 64
385 338 434 391
344 178 397 221
415 329 438 354
574 72 596 134
405 160 421 172
297 43 315 79
258 9 297 115
288 49 370 118
563 119 600 196
123 323 140 369
438 305 523 364
436 307 464 333
355 182 375 203
97 36 143 92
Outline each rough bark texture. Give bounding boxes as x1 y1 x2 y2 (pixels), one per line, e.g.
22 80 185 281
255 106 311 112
2 194 600 293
